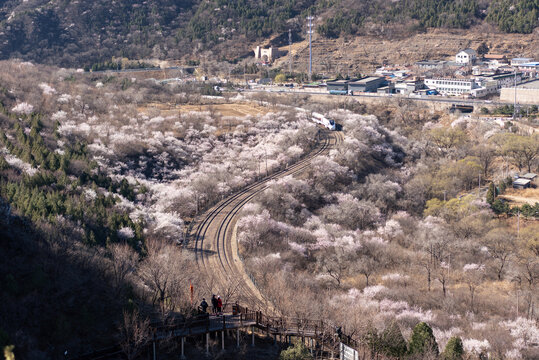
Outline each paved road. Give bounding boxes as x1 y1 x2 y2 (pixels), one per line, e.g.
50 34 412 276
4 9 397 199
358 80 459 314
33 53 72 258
244 88 511 106
191 130 344 312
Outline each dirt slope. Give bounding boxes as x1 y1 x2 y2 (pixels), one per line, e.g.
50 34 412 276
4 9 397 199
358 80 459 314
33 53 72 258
274 27 539 75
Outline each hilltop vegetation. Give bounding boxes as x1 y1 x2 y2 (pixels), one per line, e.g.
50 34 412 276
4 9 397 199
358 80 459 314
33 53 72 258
0 0 538 66
0 60 319 358
237 98 539 359
0 59 538 358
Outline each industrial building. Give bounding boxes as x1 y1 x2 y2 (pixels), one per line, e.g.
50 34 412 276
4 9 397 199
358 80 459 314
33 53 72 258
424 78 479 95
394 80 423 95
483 54 508 63
500 80 539 104
348 77 386 94
415 60 447 69
511 58 534 66
517 62 539 78
489 72 523 89
326 79 350 94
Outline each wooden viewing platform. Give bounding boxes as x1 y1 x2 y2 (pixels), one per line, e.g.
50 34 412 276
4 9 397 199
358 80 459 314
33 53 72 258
72 303 359 359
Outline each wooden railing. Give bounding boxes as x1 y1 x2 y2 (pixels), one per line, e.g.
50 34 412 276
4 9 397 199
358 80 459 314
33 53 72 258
71 302 361 359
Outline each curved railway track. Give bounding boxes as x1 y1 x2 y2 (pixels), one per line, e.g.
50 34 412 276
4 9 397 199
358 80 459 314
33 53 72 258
191 130 344 310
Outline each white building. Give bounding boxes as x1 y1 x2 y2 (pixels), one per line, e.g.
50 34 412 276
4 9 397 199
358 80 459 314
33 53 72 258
477 72 523 90
518 62 539 78
511 57 534 66
253 46 281 63
470 81 498 98
456 49 477 65
424 78 480 95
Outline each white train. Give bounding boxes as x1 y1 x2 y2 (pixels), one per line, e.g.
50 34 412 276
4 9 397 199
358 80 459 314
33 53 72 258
312 112 336 131
295 108 336 131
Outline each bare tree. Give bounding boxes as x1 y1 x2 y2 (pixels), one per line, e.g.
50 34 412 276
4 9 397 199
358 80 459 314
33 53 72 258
316 247 350 287
109 243 139 295
418 252 433 292
138 239 192 318
354 242 384 287
460 264 485 313
473 144 497 178
434 261 451 297
483 229 515 281
118 310 151 360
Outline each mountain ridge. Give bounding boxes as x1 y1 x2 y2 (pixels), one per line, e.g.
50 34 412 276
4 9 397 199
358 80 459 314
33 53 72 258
0 0 538 67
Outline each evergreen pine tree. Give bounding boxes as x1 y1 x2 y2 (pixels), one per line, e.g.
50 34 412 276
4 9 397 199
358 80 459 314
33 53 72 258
442 336 464 360
381 321 408 358
408 322 439 356
486 182 496 204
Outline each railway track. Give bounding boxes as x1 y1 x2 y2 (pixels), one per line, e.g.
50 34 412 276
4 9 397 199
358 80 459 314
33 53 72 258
71 130 344 360
191 129 344 311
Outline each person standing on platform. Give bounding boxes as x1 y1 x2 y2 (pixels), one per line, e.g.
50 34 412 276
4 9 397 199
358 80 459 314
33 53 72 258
211 294 218 314
217 296 223 314
200 298 209 313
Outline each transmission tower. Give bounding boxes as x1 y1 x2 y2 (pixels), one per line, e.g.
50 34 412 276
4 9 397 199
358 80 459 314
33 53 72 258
288 29 292 74
307 16 314 82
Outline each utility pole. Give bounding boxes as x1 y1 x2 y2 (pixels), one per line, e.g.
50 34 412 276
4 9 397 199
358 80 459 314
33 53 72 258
288 29 292 75
513 69 517 119
307 15 314 82
478 173 481 198
517 210 520 238
516 290 520 317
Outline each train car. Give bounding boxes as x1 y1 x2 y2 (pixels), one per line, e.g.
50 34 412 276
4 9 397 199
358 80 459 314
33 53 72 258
312 112 336 131
294 108 336 130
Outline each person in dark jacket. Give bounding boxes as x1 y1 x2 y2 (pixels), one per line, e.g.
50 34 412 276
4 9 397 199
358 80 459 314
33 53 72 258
200 298 209 313
211 295 218 314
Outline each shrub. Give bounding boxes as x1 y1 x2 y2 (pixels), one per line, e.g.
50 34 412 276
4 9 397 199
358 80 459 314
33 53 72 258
280 340 313 360
275 73 287 83
491 199 509 215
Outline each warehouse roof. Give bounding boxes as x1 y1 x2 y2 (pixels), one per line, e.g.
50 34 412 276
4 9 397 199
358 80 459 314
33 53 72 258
513 178 531 186
326 79 350 84
349 76 383 84
521 173 537 179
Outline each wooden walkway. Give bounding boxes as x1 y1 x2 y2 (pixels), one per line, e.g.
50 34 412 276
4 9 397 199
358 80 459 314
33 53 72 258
72 304 359 359
154 313 256 339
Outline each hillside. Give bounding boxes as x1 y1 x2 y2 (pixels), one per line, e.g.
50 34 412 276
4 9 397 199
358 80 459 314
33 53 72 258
0 0 538 67
0 59 538 359
275 27 539 76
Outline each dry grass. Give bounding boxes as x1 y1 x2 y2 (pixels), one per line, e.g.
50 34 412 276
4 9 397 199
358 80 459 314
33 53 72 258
138 102 270 118
500 187 539 206
274 27 539 74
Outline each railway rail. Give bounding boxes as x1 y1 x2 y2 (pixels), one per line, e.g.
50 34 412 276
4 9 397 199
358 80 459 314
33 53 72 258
71 129 345 360
191 129 344 310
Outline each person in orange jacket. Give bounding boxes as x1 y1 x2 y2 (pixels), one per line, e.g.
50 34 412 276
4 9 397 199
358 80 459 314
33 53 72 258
217 296 223 314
